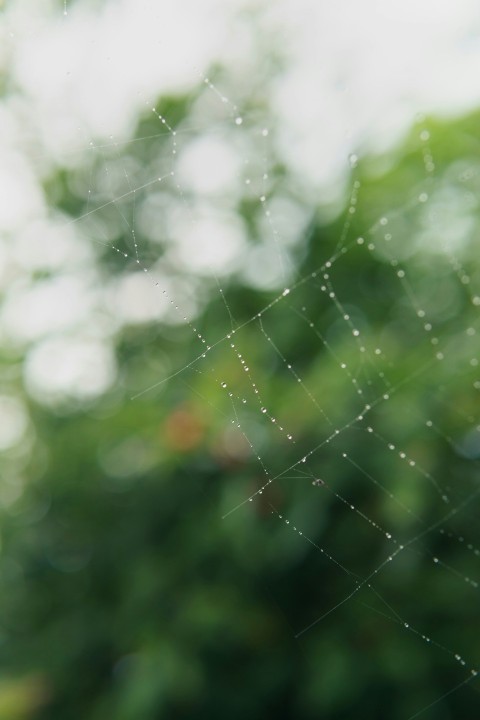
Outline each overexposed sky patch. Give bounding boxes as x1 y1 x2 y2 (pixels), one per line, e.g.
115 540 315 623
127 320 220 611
3 0 480 402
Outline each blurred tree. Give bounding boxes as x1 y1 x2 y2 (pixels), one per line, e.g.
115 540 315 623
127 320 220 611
1 71 480 720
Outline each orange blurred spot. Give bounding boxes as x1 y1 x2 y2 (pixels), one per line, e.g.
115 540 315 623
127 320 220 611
163 406 204 452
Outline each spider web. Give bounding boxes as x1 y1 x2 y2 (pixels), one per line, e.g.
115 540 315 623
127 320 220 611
55 72 480 719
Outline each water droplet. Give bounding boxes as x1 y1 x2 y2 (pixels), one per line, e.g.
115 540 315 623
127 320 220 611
349 153 358 168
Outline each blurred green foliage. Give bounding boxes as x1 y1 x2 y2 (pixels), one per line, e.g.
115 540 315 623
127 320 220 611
2 84 480 720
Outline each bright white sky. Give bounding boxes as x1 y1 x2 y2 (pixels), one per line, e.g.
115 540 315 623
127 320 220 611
4 0 480 183
2 0 480 405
